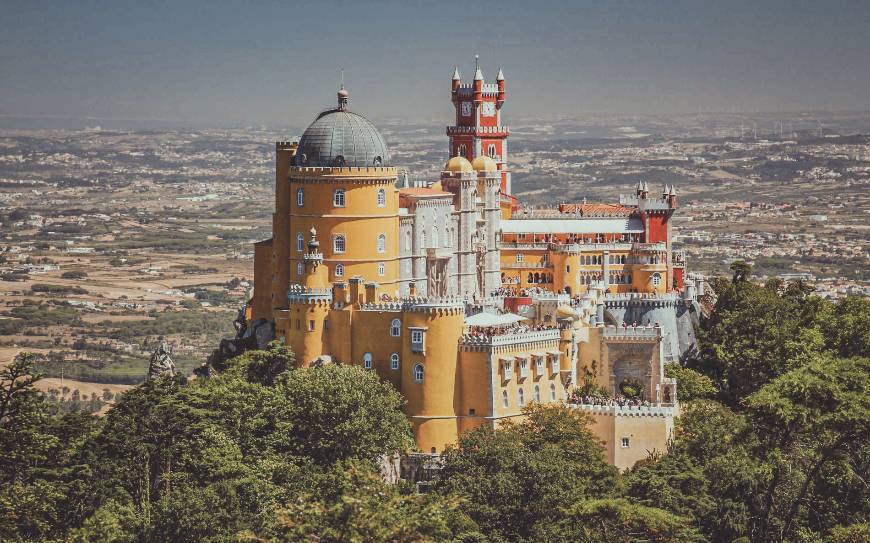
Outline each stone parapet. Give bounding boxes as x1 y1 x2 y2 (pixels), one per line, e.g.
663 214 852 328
570 403 676 417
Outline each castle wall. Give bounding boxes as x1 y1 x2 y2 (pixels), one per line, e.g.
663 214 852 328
252 238 273 321
576 405 675 470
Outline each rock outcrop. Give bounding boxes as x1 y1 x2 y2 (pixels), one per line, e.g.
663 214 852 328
147 341 176 380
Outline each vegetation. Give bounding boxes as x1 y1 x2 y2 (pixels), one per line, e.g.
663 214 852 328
30 283 88 295
0 262 866 542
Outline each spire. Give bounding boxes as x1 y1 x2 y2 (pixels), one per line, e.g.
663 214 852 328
452 66 461 80
669 185 677 196
663 184 670 196
473 54 483 81
642 181 649 192
337 84 348 110
496 68 504 81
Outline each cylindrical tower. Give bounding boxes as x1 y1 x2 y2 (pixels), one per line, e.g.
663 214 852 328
288 89 400 296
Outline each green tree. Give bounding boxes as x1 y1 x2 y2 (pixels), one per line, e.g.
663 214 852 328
435 404 618 542
534 498 702 542
272 364 414 466
664 363 716 402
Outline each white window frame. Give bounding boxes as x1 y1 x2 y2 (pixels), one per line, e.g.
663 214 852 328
621 437 630 449
296 232 305 252
488 144 496 159
363 352 372 370
390 353 400 370
516 253 524 262
377 233 386 253
519 359 529 378
652 272 662 286
378 262 385 276
333 188 346 208
296 188 304 207
550 382 557 401
534 385 541 403
334 263 344 277
518 388 525 406
410 328 425 353
390 319 401 337
296 262 303 276
551 355 560 374
376 188 386 207
502 359 513 380
333 234 346 254
535 356 545 375
413 363 424 383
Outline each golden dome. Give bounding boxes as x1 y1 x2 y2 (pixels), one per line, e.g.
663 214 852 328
445 156 474 173
471 155 498 172
430 180 444 191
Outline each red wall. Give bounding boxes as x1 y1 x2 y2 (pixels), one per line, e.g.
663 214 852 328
645 213 669 244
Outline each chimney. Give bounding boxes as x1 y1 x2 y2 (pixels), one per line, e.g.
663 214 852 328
348 276 364 306
332 281 348 306
364 282 378 303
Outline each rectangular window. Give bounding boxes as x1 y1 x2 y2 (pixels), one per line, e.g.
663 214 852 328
410 329 425 353
502 360 513 380
308 320 315 331
469 408 476 416
621 437 630 448
333 189 345 207
519 359 529 378
536 357 545 375
516 253 524 262
551 355 560 374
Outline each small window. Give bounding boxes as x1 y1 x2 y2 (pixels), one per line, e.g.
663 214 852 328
469 408 476 416
503 359 513 380
363 352 372 370
308 320 315 331
296 188 304 207
377 234 386 253
333 234 346 254
488 144 496 159
516 253 524 263
551 355 560 374
550 382 556 401
390 319 401 337
519 359 528 378
334 263 344 277
502 389 509 408
413 363 424 382
518 388 525 406
621 437 630 449
390 353 400 370
296 262 303 276
534 385 541 403
296 232 304 252
377 188 386 207
652 272 662 286
411 329 423 343
458 144 467 158
536 357 545 374
333 189 346 207
378 262 385 276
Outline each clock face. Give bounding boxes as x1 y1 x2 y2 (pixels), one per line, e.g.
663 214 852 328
460 101 472 117
481 102 496 117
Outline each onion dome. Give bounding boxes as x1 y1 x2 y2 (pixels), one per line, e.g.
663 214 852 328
471 155 498 173
294 87 390 168
445 155 474 173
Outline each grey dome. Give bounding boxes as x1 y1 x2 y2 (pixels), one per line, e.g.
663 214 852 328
294 92 390 168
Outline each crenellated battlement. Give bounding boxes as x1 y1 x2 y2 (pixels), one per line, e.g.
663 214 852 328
570 403 676 417
287 283 333 304
603 292 681 309
601 323 662 340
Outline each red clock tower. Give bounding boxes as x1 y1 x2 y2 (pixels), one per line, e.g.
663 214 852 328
448 57 512 195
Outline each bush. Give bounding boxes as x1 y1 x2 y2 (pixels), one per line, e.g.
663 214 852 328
61 271 88 279
31 284 88 295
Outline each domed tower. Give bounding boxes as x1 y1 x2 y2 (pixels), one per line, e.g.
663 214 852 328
284 227 332 367
287 87 400 297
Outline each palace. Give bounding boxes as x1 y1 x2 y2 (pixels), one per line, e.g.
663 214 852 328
250 64 705 469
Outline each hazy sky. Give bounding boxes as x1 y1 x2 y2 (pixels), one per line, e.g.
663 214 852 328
2 0 869 127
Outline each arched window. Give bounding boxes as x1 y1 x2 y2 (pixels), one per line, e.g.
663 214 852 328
334 263 344 277
333 189 345 207
333 234 346 254
550 382 556 401
413 363 424 383
390 318 401 337
296 232 304 252
390 353 400 370
376 188 386 207
296 188 304 207
534 385 541 403
518 388 525 406
296 262 303 276
378 262 385 276
458 144 467 158
651 272 661 286
363 352 372 370
502 389 509 408
405 231 412 251
488 144 496 158
377 233 386 253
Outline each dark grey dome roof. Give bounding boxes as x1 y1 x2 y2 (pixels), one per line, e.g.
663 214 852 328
294 91 390 167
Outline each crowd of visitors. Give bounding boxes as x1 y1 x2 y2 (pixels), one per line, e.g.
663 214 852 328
568 390 652 408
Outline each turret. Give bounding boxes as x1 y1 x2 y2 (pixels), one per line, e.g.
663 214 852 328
452 66 461 93
496 68 505 107
667 185 677 208
473 56 483 103
639 181 649 199
662 184 670 199
302 227 328 290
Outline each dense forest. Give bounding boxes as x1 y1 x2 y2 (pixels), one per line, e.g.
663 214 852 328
1 263 867 542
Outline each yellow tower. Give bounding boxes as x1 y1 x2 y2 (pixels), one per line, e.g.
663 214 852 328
283 227 332 367
286 88 400 297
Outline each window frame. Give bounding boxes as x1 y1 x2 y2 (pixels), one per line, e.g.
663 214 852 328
363 352 373 370
377 233 386 253
413 363 424 383
334 263 344 277
390 353 400 370
296 188 304 207
333 188 346 208
333 234 346 254
390 318 401 337
376 187 386 208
